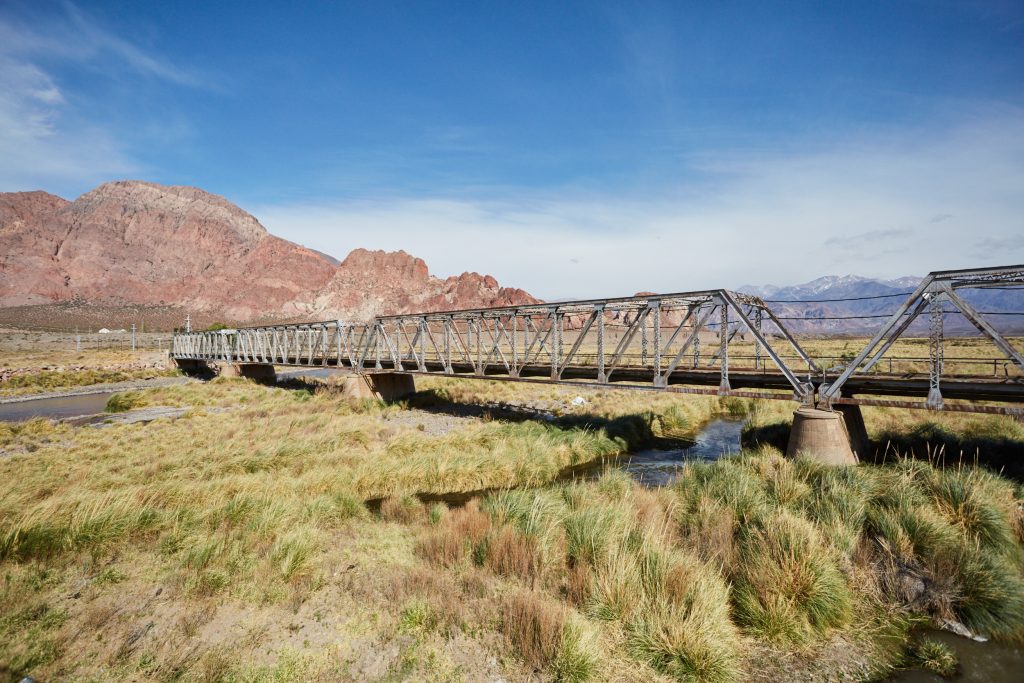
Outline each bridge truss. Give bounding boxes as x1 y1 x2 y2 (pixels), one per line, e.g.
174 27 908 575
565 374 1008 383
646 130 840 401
171 266 1024 415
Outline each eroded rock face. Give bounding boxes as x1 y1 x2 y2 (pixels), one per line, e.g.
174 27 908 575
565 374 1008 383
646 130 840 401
0 191 71 305
298 248 539 319
0 180 538 321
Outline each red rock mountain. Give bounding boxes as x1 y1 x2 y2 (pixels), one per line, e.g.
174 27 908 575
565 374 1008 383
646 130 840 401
0 180 538 321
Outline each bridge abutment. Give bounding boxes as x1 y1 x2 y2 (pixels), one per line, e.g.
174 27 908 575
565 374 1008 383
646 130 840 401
173 358 216 377
786 408 859 466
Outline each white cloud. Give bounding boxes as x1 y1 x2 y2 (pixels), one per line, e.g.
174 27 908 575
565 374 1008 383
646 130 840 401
0 2 202 192
252 110 1024 299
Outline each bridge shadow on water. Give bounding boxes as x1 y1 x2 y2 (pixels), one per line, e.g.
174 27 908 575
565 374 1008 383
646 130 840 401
743 419 1024 481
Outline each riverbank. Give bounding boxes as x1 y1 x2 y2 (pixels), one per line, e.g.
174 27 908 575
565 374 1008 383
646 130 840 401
1 377 1022 681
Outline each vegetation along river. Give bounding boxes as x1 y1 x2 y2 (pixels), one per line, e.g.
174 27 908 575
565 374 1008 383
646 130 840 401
2 390 1021 680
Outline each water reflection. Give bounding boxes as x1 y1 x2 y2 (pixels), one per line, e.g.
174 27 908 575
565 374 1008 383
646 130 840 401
618 417 745 487
888 630 1024 683
0 393 116 422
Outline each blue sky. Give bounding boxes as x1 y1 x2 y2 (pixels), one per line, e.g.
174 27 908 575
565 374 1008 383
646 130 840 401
2 1 1023 298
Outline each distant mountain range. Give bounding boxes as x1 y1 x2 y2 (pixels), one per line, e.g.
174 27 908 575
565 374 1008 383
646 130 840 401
738 275 1024 335
0 179 1020 336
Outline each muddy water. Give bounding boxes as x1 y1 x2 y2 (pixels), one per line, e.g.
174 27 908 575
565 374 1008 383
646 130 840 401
889 630 1024 682
0 392 116 421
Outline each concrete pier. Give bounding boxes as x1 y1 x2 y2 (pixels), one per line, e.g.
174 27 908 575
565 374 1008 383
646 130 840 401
217 363 277 383
835 404 870 461
336 373 417 402
786 408 858 465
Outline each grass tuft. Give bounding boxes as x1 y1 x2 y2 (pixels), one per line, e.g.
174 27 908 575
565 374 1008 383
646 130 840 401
909 636 958 677
104 391 145 413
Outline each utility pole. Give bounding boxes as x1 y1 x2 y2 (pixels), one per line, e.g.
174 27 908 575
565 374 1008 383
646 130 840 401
131 323 137 352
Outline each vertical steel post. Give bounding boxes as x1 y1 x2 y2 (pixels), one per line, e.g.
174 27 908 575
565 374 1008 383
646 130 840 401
444 317 453 374
652 301 661 385
641 315 648 366
511 314 519 377
596 304 606 383
551 309 560 380
475 318 483 375
719 298 730 393
693 310 701 367
753 308 763 371
927 292 945 409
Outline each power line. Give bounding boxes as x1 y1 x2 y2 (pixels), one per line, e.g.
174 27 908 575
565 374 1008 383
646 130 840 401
763 291 913 303
762 285 1024 304
772 310 1024 321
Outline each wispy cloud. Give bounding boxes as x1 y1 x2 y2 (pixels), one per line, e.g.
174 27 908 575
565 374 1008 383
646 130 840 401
0 1 204 192
252 110 1024 298
823 228 914 251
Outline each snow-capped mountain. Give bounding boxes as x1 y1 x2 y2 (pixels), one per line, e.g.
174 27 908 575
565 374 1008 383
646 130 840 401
736 275 1024 334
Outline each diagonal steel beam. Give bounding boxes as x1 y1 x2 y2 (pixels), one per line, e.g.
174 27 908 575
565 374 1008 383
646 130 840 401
941 284 1024 371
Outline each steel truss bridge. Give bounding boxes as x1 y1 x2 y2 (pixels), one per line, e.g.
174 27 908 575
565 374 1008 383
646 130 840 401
171 265 1024 416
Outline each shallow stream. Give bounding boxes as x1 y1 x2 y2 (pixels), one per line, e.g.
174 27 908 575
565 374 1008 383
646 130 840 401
0 392 116 421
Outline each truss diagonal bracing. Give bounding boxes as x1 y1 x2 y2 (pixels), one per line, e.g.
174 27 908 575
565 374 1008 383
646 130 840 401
172 289 819 401
819 265 1024 409
171 265 1024 414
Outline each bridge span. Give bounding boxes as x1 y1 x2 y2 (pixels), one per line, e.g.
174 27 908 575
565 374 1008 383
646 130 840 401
171 265 1024 418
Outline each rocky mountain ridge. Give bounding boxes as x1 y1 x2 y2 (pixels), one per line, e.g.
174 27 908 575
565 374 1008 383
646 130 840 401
0 181 538 323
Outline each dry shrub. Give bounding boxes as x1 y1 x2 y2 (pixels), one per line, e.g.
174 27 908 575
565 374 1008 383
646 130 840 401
82 599 120 630
502 589 567 669
417 499 493 566
385 565 453 601
632 487 675 543
380 495 424 523
416 530 466 567
198 646 233 682
683 495 738 574
385 566 469 634
452 499 492 543
484 526 540 584
177 603 216 638
565 562 592 606
460 567 493 598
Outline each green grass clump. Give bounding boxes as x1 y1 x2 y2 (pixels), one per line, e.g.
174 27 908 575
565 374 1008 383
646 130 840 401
908 636 957 677
624 549 741 682
732 511 852 644
104 391 145 412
